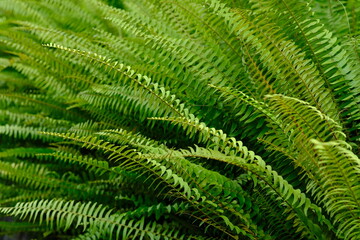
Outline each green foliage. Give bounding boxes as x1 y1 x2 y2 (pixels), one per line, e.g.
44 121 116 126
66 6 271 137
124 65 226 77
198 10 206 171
0 0 359 239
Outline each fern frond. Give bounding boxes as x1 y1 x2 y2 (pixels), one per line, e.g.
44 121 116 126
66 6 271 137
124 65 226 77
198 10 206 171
206 0 340 121
0 147 53 159
96 128 166 153
44 44 194 125
178 146 333 239
0 199 188 240
262 94 347 178
249 0 360 142
0 92 85 122
0 125 62 141
39 151 110 177
41 132 194 199
311 140 360 239
0 160 73 191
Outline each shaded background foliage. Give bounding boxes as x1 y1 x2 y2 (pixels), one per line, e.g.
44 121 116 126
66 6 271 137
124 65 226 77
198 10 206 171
0 0 359 239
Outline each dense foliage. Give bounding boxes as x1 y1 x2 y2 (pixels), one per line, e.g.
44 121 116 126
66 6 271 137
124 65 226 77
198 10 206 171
0 0 359 239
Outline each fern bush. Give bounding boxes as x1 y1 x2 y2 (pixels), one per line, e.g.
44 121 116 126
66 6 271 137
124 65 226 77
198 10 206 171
0 0 359 239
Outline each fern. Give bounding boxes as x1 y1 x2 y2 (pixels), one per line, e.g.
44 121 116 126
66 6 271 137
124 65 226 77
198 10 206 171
0 0 359 239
